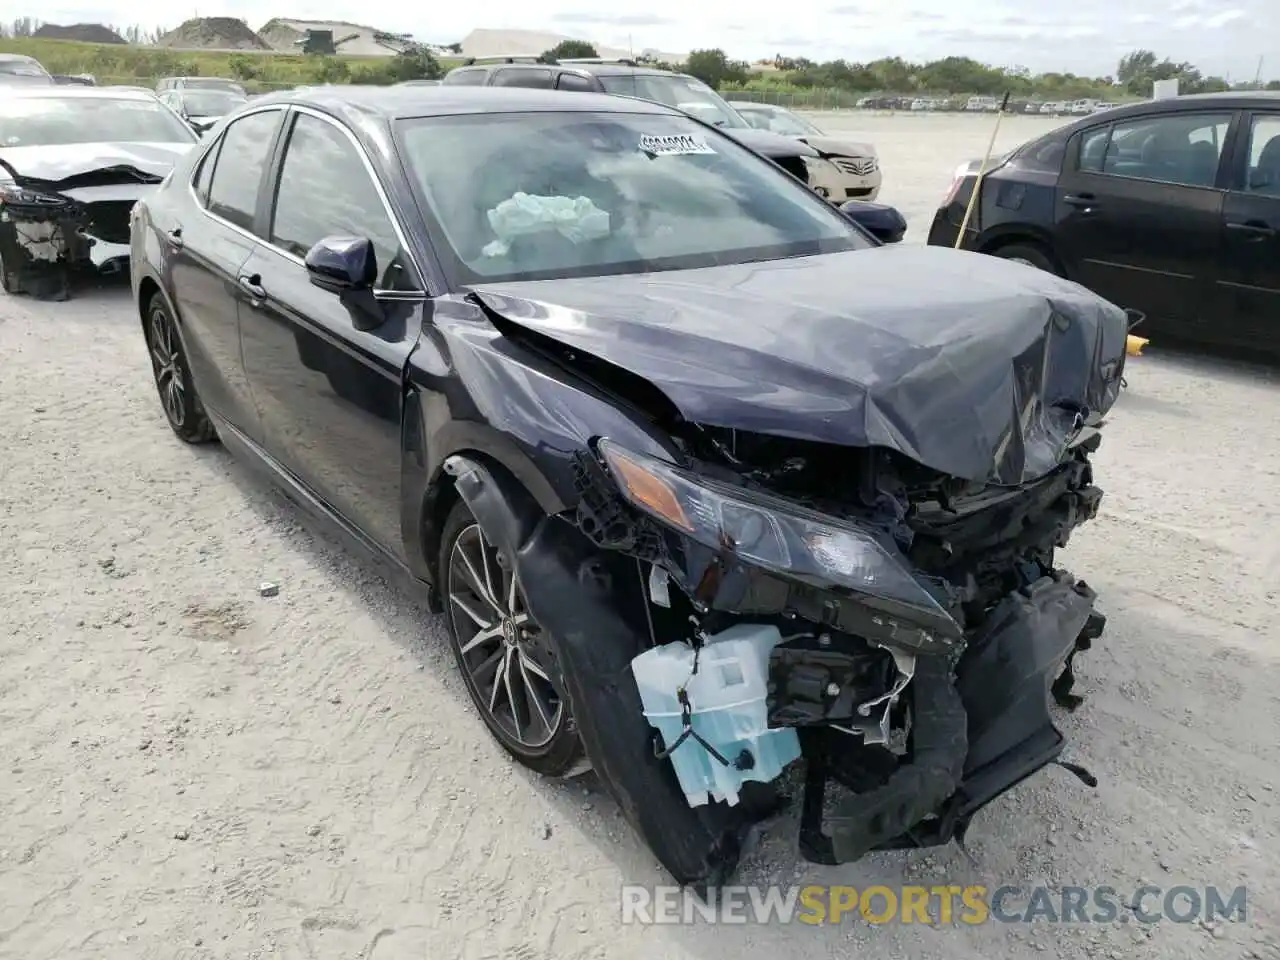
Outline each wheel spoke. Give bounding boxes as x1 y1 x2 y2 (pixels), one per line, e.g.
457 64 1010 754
449 591 494 630
471 645 504 687
457 540 499 612
519 651 551 683
478 538 500 613
458 623 502 655
489 648 510 712
519 656 554 732
506 568 518 614
504 648 525 737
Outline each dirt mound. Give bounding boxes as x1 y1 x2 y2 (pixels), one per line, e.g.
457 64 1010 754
156 17 272 51
32 23 126 44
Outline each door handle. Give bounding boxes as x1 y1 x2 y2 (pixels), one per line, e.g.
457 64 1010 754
238 274 266 299
1225 220 1275 238
1062 194 1097 208
165 227 183 248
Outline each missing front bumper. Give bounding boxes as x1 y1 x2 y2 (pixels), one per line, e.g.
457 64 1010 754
799 571 1104 864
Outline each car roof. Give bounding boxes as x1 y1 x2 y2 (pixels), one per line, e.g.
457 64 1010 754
1052 90 1280 134
0 53 43 63
4 85 159 101
249 84 680 122
453 60 693 80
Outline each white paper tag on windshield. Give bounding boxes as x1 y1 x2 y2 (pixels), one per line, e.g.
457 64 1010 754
639 134 716 156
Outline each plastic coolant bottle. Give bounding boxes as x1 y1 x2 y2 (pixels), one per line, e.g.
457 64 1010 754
630 623 801 807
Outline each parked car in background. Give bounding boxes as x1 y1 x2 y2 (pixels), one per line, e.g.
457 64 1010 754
0 86 199 299
159 89 249 134
729 101 882 201
441 58 839 196
156 76 247 98
0 53 53 85
1041 102 1065 115
1093 101 1119 113
926 91 1280 353
129 84 1125 889
965 96 998 112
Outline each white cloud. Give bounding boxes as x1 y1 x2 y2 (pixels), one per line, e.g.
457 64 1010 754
31 0 1279 80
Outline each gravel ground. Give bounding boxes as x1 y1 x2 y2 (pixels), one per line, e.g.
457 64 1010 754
2 113 1279 960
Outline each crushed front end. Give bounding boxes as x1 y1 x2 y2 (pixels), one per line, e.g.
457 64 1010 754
565 423 1108 870
0 164 157 299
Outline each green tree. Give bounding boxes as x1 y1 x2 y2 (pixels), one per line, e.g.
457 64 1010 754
385 47 442 81
542 39 597 61
684 48 748 89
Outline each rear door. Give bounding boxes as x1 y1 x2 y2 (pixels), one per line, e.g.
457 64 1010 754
1054 109 1235 338
171 107 285 441
1214 110 1280 348
238 108 427 558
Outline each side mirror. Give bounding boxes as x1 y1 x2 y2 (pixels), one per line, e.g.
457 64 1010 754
305 236 384 331
305 236 377 293
839 200 907 244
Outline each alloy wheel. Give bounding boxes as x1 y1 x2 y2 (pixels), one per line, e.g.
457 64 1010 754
147 305 186 429
447 523 564 749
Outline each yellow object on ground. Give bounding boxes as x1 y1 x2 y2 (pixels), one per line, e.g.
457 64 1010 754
1126 335 1149 356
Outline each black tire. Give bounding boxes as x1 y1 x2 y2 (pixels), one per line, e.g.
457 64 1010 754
991 242 1061 275
439 498 584 778
143 293 217 444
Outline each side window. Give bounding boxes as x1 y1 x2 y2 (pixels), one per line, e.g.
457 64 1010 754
206 110 280 231
443 68 487 86
269 113 417 291
556 72 596 92
1245 115 1280 195
1084 113 1232 187
191 137 222 206
491 68 553 89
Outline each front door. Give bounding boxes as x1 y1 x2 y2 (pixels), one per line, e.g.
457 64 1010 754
238 109 427 559
1054 110 1235 339
1215 111 1280 349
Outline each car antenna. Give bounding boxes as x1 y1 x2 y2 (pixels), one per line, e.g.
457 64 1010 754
953 90 1010 250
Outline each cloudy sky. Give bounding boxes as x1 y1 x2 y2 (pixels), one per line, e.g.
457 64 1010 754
33 0 1274 81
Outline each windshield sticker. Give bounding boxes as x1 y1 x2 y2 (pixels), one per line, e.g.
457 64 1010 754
639 134 716 157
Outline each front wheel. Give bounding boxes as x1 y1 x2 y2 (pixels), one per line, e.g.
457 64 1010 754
439 499 584 777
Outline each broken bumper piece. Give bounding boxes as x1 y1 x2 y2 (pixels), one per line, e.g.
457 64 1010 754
0 183 136 299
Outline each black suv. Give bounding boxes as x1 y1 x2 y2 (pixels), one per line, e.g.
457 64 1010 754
443 57 822 185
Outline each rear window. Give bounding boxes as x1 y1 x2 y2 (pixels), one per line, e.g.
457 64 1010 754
0 57 49 78
395 109 866 286
0 96 198 147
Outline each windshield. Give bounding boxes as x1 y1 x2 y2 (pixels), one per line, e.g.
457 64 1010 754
181 91 246 115
740 106 823 137
0 96 198 147
396 110 865 286
597 74 747 129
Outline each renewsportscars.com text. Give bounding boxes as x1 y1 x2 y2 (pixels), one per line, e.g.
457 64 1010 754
620 884 1248 926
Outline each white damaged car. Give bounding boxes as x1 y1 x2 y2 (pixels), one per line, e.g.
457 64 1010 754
729 101 882 202
0 86 198 299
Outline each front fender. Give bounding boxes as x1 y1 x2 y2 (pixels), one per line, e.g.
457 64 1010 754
444 454 768 889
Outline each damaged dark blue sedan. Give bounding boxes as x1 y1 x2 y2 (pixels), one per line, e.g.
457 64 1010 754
129 86 1128 887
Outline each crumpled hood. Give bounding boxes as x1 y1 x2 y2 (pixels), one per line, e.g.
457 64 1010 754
0 141 193 185
797 134 876 158
469 246 1129 485
722 127 818 159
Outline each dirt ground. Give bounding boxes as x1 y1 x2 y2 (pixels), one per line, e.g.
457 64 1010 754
2 113 1279 960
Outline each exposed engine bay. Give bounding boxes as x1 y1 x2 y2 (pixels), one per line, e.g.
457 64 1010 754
0 160 158 300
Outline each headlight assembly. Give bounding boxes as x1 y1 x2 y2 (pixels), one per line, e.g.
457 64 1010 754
598 439 955 626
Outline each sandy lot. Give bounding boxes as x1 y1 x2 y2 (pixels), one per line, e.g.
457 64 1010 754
2 113 1279 960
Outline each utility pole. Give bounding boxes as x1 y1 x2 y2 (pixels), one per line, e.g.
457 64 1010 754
1254 55 1264 87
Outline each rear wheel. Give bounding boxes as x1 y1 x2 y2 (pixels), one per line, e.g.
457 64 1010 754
439 498 583 777
144 294 217 444
991 242 1061 275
